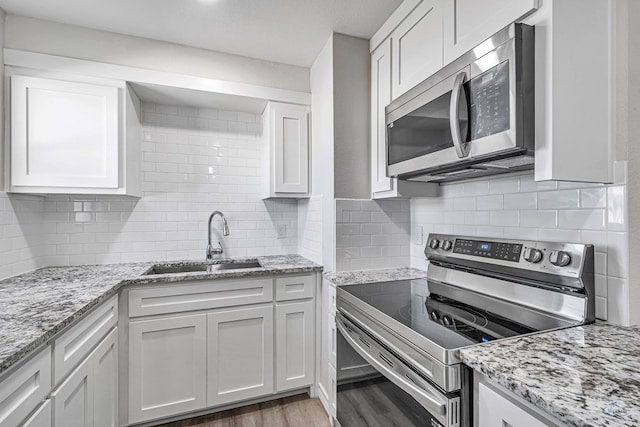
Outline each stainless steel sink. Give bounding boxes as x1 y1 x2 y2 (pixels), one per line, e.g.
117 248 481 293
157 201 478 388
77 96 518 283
144 260 262 275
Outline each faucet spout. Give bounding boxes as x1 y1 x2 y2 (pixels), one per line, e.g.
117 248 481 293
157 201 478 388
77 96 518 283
207 211 230 259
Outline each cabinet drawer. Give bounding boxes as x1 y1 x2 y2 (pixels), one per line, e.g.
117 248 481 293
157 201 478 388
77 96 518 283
0 347 51 427
275 275 314 302
53 296 118 384
129 278 274 317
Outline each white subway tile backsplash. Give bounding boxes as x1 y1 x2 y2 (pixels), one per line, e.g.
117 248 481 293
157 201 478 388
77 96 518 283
580 188 607 209
607 232 629 279
335 199 410 271
538 189 580 209
607 186 627 231
489 176 520 194
476 195 503 210
519 210 557 228
607 277 629 325
504 193 537 210
558 209 605 230
411 171 628 323
26 103 297 265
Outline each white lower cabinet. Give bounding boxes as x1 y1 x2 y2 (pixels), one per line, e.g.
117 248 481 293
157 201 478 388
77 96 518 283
51 327 117 427
22 400 52 427
476 378 561 427
207 306 274 406
126 273 317 424
0 347 51 427
128 315 207 424
275 300 314 392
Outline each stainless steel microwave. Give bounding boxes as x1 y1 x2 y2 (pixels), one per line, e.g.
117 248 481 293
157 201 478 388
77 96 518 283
386 24 534 183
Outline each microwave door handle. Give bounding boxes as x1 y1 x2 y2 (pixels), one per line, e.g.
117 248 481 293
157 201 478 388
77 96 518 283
450 71 470 158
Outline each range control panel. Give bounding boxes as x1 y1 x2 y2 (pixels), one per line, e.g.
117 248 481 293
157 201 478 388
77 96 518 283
453 238 522 262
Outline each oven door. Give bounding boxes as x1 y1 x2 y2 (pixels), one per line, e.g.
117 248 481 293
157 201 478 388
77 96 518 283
336 313 463 427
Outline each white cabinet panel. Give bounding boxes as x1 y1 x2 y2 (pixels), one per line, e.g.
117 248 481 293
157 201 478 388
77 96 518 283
443 0 538 65
391 0 444 99
128 278 273 317
54 296 117 384
0 348 51 427
478 382 548 427
11 75 118 189
371 38 394 195
129 315 207 424
51 355 93 427
22 400 51 427
207 306 274 406
275 300 314 392
92 329 117 427
275 275 314 302
262 102 310 198
51 327 117 427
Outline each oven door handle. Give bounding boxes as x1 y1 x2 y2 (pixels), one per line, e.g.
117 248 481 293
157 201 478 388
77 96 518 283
449 70 470 158
336 315 448 418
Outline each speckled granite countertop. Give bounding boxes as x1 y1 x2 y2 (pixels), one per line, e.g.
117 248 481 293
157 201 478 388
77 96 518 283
323 267 427 286
0 255 321 375
460 323 640 427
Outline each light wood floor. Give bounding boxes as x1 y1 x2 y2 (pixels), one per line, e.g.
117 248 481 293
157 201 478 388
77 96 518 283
154 394 331 427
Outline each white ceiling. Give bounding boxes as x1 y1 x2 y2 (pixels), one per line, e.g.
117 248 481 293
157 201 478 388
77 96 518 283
0 0 402 67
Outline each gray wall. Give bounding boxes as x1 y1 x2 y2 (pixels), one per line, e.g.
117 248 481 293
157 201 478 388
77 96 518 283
5 15 310 92
333 34 371 199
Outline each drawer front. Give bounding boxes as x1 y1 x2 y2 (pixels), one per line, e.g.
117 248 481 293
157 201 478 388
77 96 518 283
129 278 274 318
0 347 52 427
54 296 118 384
275 275 314 302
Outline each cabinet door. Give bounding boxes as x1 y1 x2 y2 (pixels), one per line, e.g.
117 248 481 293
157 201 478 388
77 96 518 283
275 300 315 392
391 0 444 99
478 382 548 427
93 329 117 427
22 400 52 427
371 38 395 195
443 0 538 64
273 104 309 194
10 75 119 189
0 347 51 427
51 355 93 427
207 306 274 406
129 314 207 424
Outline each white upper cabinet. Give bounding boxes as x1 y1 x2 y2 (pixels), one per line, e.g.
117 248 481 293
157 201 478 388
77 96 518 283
262 101 310 198
370 38 438 199
443 0 539 65
527 0 614 183
8 72 141 196
11 76 118 189
390 0 444 100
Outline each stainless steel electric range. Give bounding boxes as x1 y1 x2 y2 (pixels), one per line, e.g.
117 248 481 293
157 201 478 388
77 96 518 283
335 234 595 427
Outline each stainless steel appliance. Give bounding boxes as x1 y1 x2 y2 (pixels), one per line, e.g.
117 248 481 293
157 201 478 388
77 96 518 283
385 24 534 183
336 234 594 427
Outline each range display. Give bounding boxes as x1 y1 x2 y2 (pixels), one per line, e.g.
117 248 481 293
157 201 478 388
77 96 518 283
453 238 522 262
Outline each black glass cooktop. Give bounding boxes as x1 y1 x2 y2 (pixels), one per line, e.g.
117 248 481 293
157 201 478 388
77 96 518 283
341 280 533 348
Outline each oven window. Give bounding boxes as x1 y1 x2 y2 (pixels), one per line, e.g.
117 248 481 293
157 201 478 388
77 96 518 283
387 88 469 166
337 377 441 427
336 328 451 427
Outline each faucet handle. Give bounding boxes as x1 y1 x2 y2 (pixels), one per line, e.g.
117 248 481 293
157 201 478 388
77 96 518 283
206 241 224 259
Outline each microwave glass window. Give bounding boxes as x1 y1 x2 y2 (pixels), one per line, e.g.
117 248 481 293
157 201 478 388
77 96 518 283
469 61 510 139
387 89 469 166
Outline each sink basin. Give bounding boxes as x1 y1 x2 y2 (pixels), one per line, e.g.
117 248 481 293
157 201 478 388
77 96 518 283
144 260 262 275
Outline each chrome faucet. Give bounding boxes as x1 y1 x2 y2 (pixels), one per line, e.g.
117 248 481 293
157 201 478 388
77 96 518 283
206 211 230 260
